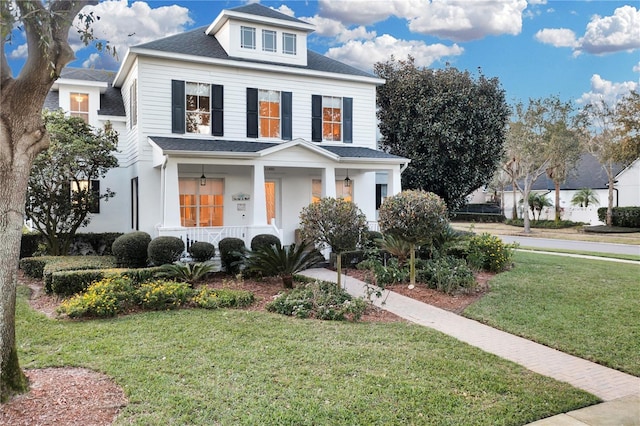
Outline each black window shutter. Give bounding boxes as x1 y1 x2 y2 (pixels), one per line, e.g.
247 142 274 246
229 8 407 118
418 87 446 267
212 84 224 136
311 95 322 142
247 88 258 138
171 80 185 134
90 180 100 214
281 91 292 140
343 97 353 143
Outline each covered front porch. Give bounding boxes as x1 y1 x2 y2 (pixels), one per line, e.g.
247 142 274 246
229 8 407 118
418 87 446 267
149 137 407 247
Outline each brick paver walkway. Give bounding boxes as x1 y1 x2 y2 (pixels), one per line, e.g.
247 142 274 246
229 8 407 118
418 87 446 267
299 268 640 402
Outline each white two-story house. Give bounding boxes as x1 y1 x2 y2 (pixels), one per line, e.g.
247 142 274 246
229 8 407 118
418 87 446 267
46 3 409 246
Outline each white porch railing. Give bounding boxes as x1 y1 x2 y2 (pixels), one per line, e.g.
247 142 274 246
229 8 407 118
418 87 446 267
157 220 284 248
367 221 380 232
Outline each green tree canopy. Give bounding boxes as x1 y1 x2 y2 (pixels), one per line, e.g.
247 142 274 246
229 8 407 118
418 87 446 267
26 111 118 255
374 56 510 211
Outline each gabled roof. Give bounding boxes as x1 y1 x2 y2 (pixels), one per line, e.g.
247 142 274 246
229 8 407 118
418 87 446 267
148 136 408 163
229 3 309 25
130 26 375 80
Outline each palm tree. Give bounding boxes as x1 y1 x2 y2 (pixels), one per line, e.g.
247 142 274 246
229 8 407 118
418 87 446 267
571 188 600 208
244 241 324 288
520 192 552 221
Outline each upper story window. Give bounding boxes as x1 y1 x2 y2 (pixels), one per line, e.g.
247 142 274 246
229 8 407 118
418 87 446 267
259 89 280 138
186 82 211 134
70 92 89 123
322 96 342 142
282 32 296 55
262 29 276 52
241 26 256 49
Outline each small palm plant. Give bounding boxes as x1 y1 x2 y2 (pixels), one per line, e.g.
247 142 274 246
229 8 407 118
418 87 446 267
157 261 217 285
244 241 324 288
571 188 600 208
375 234 412 266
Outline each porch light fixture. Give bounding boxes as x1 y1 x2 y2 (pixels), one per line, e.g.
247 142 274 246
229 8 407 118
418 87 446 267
200 165 207 186
344 169 351 187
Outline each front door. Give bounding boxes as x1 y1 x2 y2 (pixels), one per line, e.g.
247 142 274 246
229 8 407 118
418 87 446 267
265 180 276 226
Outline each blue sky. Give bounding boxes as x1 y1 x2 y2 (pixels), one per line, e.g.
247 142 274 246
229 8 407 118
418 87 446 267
6 0 639 106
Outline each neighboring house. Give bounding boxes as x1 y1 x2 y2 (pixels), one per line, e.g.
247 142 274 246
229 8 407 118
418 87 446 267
44 4 409 246
501 153 639 225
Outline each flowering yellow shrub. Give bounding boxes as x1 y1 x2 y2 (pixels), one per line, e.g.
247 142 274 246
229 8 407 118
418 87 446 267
57 276 134 318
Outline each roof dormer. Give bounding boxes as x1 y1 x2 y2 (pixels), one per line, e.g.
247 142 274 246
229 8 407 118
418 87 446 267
206 3 315 67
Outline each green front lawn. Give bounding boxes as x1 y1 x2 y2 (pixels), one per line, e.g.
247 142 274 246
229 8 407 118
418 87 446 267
16 286 597 425
464 251 640 376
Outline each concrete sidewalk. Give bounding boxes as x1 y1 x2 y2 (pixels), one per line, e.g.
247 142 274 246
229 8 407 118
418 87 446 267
299 268 640 426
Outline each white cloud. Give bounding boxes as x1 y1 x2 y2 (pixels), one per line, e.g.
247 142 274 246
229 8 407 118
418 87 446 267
8 43 27 59
527 0 547 5
578 5 640 55
319 0 528 41
633 62 640 73
71 0 193 67
325 34 464 71
273 5 295 17
577 74 638 106
302 15 376 43
534 28 578 48
538 5 640 55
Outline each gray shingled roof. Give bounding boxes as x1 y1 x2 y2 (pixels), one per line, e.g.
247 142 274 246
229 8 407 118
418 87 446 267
135 27 375 79
230 3 308 25
60 68 116 83
518 153 626 191
149 136 405 160
99 87 125 116
44 91 60 111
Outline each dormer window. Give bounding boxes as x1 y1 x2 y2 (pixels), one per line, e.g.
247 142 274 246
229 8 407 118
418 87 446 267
282 32 296 55
241 26 256 49
262 30 276 52
70 92 89 123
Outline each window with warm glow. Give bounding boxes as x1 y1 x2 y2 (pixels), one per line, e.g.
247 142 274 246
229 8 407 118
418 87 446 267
179 178 224 227
322 96 342 141
186 82 211 134
71 179 100 213
258 89 280 138
70 93 89 123
311 179 353 203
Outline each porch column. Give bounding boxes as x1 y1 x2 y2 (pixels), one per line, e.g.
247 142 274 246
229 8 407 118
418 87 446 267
251 164 268 226
163 159 181 227
388 166 402 196
322 166 336 198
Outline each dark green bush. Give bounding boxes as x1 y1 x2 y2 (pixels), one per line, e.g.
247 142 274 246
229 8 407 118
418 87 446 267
189 241 216 262
50 269 106 297
330 250 367 268
157 261 216 284
148 236 185 266
19 256 57 278
121 266 165 285
597 207 640 228
450 212 505 222
416 256 475 294
467 233 516 273
72 232 124 255
112 231 151 268
218 237 246 273
505 219 584 229
20 233 44 258
361 230 383 249
250 234 282 251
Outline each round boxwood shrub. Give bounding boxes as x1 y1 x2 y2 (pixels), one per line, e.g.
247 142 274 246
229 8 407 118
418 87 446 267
250 234 281 251
218 237 246 273
148 236 185 266
112 231 152 268
189 241 216 262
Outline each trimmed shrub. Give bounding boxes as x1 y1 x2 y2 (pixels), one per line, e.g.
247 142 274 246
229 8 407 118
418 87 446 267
50 269 106 297
19 256 58 279
192 288 255 309
121 266 165 285
218 237 246 273
417 256 476 294
112 231 151 268
57 276 135 318
189 241 216 262
137 280 193 310
20 233 44 258
42 256 117 293
250 234 281 251
597 207 640 228
467 233 516 272
148 236 185 266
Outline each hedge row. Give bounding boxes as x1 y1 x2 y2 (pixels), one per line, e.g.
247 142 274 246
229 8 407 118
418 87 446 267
20 232 124 258
597 207 640 228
